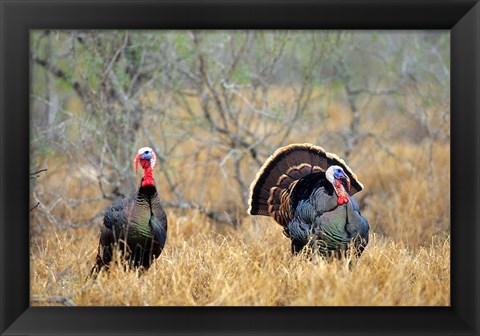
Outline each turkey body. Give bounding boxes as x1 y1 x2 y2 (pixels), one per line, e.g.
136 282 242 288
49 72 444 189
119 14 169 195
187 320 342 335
248 143 369 258
286 172 369 256
93 184 167 273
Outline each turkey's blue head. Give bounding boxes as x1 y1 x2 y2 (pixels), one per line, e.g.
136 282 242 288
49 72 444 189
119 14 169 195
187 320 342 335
134 147 157 187
326 165 351 205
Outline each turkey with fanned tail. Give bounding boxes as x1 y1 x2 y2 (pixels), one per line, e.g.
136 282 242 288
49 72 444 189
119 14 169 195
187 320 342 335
90 147 167 276
248 143 369 258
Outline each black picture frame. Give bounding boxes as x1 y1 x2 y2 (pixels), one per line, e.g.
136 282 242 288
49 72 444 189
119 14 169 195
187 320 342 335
1 0 479 335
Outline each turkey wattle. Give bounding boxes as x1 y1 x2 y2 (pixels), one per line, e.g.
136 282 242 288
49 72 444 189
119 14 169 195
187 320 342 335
248 143 369 258
91 147 167 275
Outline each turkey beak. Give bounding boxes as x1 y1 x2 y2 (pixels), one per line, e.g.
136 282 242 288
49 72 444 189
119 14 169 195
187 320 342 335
134 153 142 172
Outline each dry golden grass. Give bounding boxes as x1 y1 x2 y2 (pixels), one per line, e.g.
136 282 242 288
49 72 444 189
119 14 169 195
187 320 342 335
30 212 450 306
357 141 450 247
30 91 450 306
30 139 450 306
31 142 450 306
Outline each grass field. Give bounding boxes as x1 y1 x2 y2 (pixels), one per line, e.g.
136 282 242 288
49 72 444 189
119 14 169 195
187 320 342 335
31 215 449 306
30 137 450 306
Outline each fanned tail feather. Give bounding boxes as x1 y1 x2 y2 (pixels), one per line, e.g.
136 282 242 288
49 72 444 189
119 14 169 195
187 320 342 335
248 143 363 227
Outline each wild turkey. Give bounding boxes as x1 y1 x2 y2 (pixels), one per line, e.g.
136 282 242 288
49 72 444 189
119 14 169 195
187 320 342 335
248 143 369 258
91 147 167 275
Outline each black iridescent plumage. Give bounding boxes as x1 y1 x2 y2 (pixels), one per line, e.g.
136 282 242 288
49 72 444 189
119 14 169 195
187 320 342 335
248 143 369 257
91 149 167 276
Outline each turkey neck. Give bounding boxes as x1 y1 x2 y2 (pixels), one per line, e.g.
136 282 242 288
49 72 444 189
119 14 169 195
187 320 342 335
334 179 349 205
132 167 158 239
141 164 155 188
137 164 157 203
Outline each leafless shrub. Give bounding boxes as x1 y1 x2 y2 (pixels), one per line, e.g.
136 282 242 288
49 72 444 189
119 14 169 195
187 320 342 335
30 30 449 230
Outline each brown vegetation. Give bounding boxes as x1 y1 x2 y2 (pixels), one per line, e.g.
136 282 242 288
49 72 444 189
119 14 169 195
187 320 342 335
30 31 450 306
30 109 450 307
31 210 450 306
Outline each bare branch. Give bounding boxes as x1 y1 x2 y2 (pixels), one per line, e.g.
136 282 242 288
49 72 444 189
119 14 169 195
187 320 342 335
30 202 40 212
30 168 48 178
31 295 77 306
31 53 94 114
363 132 415 169
348 87 402 96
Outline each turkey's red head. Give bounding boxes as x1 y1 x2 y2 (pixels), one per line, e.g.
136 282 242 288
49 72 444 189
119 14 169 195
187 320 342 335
134 147 157 187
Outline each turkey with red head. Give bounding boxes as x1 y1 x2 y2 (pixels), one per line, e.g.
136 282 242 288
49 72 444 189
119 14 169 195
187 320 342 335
248 143 369 258
91 147 167 275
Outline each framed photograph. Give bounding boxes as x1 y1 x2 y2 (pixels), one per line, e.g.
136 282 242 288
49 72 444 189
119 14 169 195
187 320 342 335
1 1 479 335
